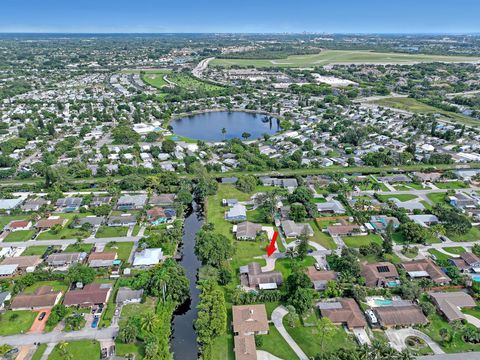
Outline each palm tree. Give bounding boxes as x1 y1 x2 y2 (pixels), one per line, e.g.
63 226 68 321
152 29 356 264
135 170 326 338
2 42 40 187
58 341 72 360
141 312 158 333
221 127 226 140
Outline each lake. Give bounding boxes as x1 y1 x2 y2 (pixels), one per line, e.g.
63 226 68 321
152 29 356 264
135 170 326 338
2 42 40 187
171 111 280 141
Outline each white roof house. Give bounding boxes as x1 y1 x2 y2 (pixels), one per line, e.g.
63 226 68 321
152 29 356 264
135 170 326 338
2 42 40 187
0 264 18 277
133 248 164 268
0 198 24 210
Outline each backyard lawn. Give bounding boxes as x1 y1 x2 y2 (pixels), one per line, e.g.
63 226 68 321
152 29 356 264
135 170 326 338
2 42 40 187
0 310 37 336
258 325 298 359
343 234 383 248
3 230 35 242
309 220 336 250
115 341 145 360
95 226 128 238
23 280 68 294
48 340 100 360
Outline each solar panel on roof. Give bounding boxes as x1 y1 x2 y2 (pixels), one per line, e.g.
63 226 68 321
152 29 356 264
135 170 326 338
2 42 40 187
376 265 390 273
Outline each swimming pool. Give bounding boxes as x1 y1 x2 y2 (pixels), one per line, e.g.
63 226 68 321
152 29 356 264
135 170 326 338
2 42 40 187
374 299 393 306
472 275 480 282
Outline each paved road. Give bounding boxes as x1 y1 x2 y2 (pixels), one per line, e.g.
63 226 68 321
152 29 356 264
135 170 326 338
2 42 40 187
0 326 118 346
271 306 308 360
417 353 480 360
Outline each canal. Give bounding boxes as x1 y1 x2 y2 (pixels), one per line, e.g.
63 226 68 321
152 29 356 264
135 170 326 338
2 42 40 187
170 201 204 359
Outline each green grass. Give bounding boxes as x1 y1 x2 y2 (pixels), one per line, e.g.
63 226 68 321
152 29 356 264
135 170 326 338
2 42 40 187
377 194 418 202
3 230 35 242
104 242 134 262
141 70 171 88
462 306 480 320
285 314 356 358
257 325 299 359
132 224 141 236
211 333 234 360
168 73 224 92
22 246 49 256
95 226 128 238
426 192 448 205
37 227 90 240
211 50 480 68
48 340 100 360
434 181 467 189
64 243 93 253
309 220 336 250
374 97 479 127
422 313 480 353
119 297 157 328
448 227 480 242
443 246 466 255
115 341 145 360
23 280 68 294
0 310 37 335
428 249 451 261
32 344 47 360
343 234 383 248
275 257 316 280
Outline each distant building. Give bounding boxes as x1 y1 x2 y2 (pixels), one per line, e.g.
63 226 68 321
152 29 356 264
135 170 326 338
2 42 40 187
234 221 263 240
429 291 476 322
132 248 164 268
116 194 147 210
401 259 451 285
240 262 282 290
360 262 399 288
373 304 428 327
317 298 366 329
11 286 62 310
281 220 314 238
225 204 247 222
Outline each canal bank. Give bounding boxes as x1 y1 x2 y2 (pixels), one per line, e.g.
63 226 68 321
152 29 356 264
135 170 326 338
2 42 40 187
170 201 204 359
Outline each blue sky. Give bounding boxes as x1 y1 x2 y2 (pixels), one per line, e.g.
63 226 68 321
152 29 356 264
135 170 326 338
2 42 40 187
1 0 479 33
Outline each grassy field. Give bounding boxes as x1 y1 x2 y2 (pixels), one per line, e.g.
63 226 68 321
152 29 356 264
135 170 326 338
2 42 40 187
168 73 224 92
428 249 452 261
343 234 383 248
426 192 448 205
49 340 100 360
434 181 467 189
64 243 94 253
211 50 480 68
37 227 90 240
258 325 299 359
443 246 466 255
374 97 479 127
95 226 128 238
23 280 68 294
309 220 336 250
141 70 171 89
3 229 35 242
0 310 37 335
116 341 145 360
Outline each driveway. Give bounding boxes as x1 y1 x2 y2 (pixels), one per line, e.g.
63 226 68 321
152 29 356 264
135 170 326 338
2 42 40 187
352 327 371 346
28 309 51 333
257 350 283 360
465 314 480 328
385 328 444 355
271 306 308 360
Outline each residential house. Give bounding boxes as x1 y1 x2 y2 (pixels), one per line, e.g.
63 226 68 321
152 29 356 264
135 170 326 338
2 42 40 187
234 335 257 360
106 215 137 227
360 262 400 288
327 220 364 237
116 194 148 210
234 221 263 240
0 255 42 272
305 267 337 291
21 198 49 212
373 304 428 327
239 262 283 290
149 193 176 207
115 287 144 305
259 177 298 191
408 214 439 228
88 252 118 268
449 252 480 273
63 283 112 307
132 248 164 268
379 175 411 183
429 291 476 322
0 198 24 211
401 259 451 284
317 298 367 329
389 198 425 212
449 193 478 211
5 220 32 232
232 304 269 336
90 196 112 207
56 197 82 212
11 286 62 310
281 220 314 238
369 216 400 233
36 217 67 230
316 200 346 214
225 204 247 222
46 252 86 268
146 207 176 225
0 264 18 278
74 216 105 229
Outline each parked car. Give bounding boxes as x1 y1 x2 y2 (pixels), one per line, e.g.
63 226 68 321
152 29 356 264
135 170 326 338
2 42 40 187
38 312 47 321
314 263 321 271
91 316 99 328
